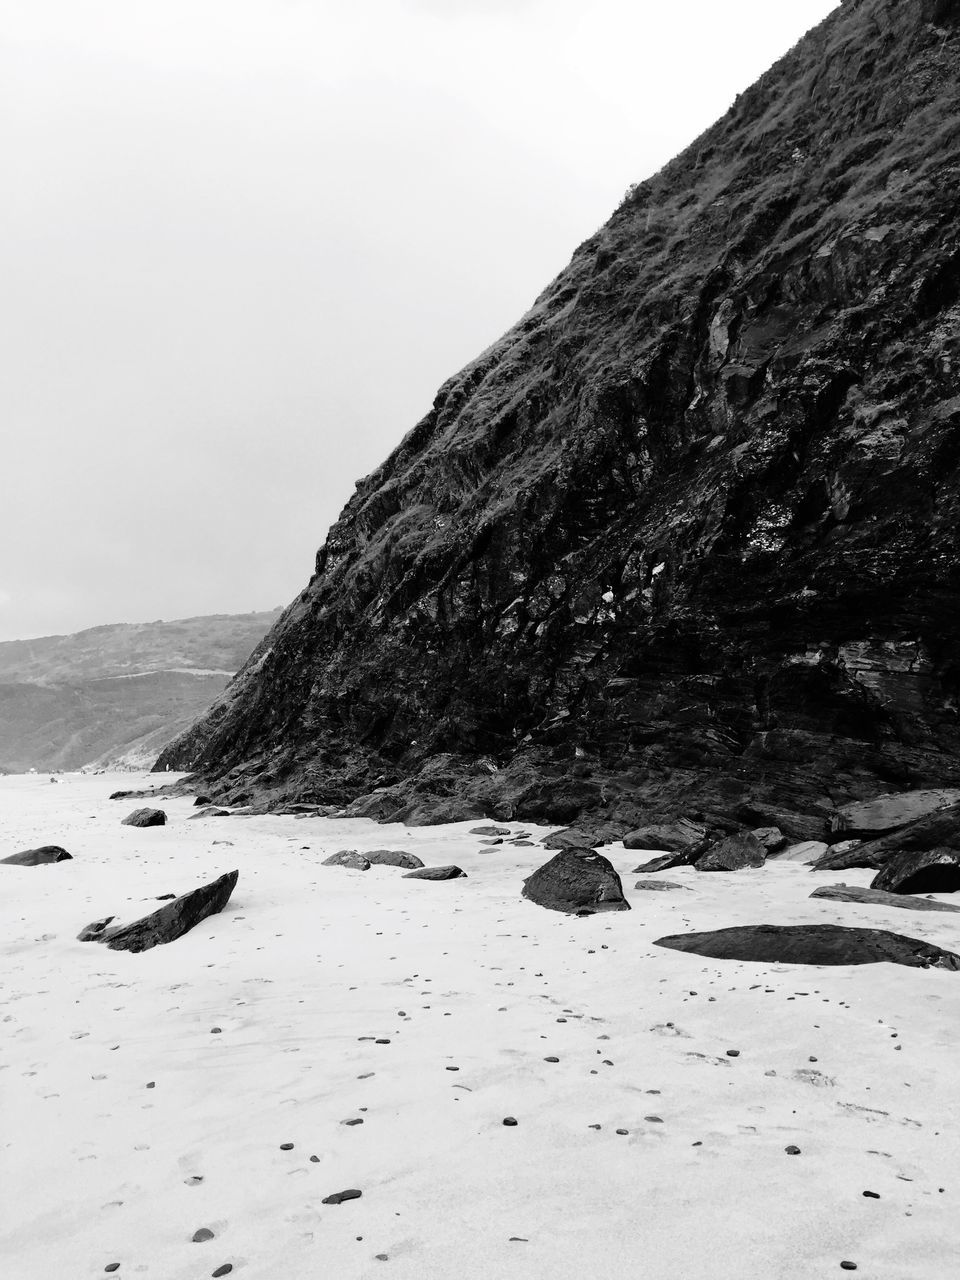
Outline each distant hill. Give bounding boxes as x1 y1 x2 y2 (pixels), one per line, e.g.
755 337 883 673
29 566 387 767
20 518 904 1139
0 611 280 772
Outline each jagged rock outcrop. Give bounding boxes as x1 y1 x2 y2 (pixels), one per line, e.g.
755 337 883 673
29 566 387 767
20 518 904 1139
79 870 239 953
696 831 767 872
157 1 960 833
871 847 960 894
813 801 960 870
655 923 960 969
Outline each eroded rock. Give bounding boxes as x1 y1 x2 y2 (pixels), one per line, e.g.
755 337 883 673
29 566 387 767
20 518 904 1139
402 865 467 880
121 808 167 828
830 789 960 840
523 848 629 915
80 870 238 953
623 819 707 852
811 883 960 912
871 848 960 895
696 832 766 872
366 850 425 869
654 923 960 969
322 851 371 870
1 845 72 866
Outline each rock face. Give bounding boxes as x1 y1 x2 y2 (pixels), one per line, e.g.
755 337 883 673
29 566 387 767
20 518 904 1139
811 883 960 912
871 848 960 895
157 3 960 835
522 848 630 915
655 924 960 969
696 832 766 872
623 820 706 852
1 845 72 866
79 870 239 953
122 807 167 828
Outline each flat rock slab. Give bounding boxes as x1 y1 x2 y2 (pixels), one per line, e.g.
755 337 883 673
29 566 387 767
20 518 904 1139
121 808 167 828
813 802 960 872
189 807 232 819
871 848 960 895
831 788 960 838
1 845 72 866
523 848 630 915
80 870 238 953
542 821 628 850
634 879 690 891
696 832 766 872
632 853 691 874
469 825 511 837
322 851 371 870
402 865 466 880
366 850 424 869
623 820 706 852
654 923 960 969
811 884 960 913
771 840 829 864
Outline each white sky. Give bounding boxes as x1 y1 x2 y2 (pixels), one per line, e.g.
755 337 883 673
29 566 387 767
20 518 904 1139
0 0 838 641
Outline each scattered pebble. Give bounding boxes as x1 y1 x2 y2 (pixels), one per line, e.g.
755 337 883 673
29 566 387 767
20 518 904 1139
104 1267 120 1274
502 1117 518 1127
280 1143 294 1151
785 1146 802 1155
193 1228 215 1243
212 1267 233 1278
322 1189 363 1204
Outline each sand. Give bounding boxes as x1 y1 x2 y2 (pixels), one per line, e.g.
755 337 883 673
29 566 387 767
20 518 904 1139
2 771 959 1279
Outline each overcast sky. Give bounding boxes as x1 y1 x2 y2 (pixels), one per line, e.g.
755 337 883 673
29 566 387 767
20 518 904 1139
0 0 838 641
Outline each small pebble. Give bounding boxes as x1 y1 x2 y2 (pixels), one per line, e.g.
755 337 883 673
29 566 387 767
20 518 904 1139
502 1117 518 1127
544 1056 559 1063
862 1190 880 1199
840 1264 858 1272
280 1143 294 1151
342 1118 363 1126
310 1155 320 1163
785 1146 801 1155
211 1028 222 1034
104 1267 120 1275
145 1082 155 1089
726 1049 740 1057
616 1129 629 1136
212 1267 233 1278
193 1228 215 1243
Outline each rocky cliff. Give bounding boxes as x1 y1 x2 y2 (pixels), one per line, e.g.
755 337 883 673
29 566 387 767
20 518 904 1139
158 0 960 841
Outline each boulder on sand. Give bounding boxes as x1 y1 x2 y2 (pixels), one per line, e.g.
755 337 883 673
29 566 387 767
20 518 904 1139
811 883 960 913
402 865 467 880
1 845 72 867
696 832 766 872
79 870 239 953
634 879 690 892
870 848 960 896
469 825 511 837
623 819 706 852
122 808 167 828
322 851 371 870
366 850 424 869
654 923 960 969
522 848 630 915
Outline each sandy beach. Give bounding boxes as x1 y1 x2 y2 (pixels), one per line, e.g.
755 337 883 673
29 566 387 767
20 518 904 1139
2 771 959 1280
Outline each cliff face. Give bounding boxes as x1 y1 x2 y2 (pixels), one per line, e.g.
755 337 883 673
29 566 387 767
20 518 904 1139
159 0 960 837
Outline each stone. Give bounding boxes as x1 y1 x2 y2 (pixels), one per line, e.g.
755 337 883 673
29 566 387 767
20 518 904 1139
80 870 238 953
623 819 707 852
696 832 766 872
770 840 830 864
542 820 629 849
813 803 960 872
322 850 371 870
366 849 425 869
121 808 167 828
189 807 232 819
212 1267 233 1278
193 795 212 806
402 865 467 880
871 848 960 895
750 826 787 853
522 848 630 915
192 1228 215 1242
469 825 511 836
632 853 691 874
502 1117 518 1126
654 924 960 969
77 916 116 941
321 1189 362 1204
634 879 690 891
830 789 960 839
811 883 960 912
1 845 72 866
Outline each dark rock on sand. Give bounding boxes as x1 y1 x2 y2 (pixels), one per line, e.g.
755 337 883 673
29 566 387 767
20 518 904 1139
189 807 231 819
322 850 372 870
80 870 238 953
623 820 706 852
470 825 510 837
321 1189 362 1204
193 795 212 806
811 883 960 913
366 849 425 869
632 852 694 874
654 924 960 969
696 831 766 872
121 807 167 828
750 826 787 853
813 803 960 872
542 820 630 850
1 844 72 866
523 848 629 915
871 848 960 895
402 865 467 880
635 879 690 891
77 916 116 941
